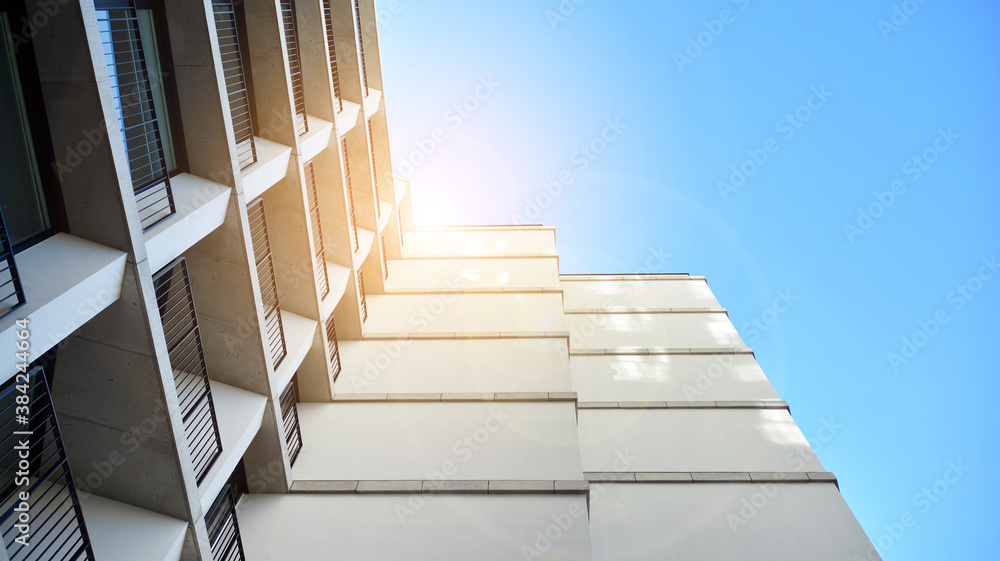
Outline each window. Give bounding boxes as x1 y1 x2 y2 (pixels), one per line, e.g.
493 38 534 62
322 0 342 112
212 0 257 169
278 0 308 136
0 8 64 252
353 0 368 97
96 0 186 230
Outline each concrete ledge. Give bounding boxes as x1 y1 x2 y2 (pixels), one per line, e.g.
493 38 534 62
570 347 755 356
384 287 563 295
334 392 578 403
290 480 590 495
585 472 636 482
582 472 837 484
291 480 359 493
400 253 561 261
560 274 700 281
363 331 571 341
488 480 555 494
356 480 423 493
422 480 489 494
691 473 753 482
563 307 726 315
577 401 788 410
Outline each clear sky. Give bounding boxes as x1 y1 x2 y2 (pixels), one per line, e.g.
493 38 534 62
377 1 999 559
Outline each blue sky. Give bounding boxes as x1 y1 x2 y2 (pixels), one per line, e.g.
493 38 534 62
377 1 999 559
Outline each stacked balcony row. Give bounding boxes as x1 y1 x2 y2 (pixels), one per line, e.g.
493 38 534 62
0 0 404 560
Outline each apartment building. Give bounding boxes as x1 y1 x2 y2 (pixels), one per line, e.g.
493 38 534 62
0 1 878 560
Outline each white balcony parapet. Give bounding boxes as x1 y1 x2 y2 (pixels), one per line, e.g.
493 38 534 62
363 89 382 118
81 494 187 561
376 201 393 233
0 234 126 384
321 262 352 319
335 100 361 138
354 227 375 269
299 116 334 162
143 174 230 273
241 137 293 201
198 380 267 514
273 309 318 395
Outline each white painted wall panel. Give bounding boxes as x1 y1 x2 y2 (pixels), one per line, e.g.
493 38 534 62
295 402 584 480
570 354 778 402
238 494 593 561
402 229 556 256
336 338 571 393
566 313 745 349
578 409 822 472
385 257 560 290
562 278 721 310
365 293 566 334
589 483 877 561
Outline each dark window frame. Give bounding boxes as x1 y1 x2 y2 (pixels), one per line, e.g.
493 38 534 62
0 3 69 253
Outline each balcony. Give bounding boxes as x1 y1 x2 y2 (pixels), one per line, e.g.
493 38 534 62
0 235 126 384
143 174 230 273
298 116 333 162
240 137 293 201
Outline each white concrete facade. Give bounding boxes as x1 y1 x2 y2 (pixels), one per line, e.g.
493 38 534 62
0 1 878 559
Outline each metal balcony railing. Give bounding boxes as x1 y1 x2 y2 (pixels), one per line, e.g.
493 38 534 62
247 200 287 369
322 0 343 112
211 0 257 170
278 381 303 466
0 208 25 319
304 163 330 299
278 0 308 136
152 258 222 484
324 313 341 381
367 118 380 218
341 138 359 252
357 270 367 322
206 484 245 561
353 0 369 97
379 234 388 280
97 4 175 231
1 366 95 561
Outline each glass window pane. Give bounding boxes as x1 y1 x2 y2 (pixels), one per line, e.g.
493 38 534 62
0 13 51 247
